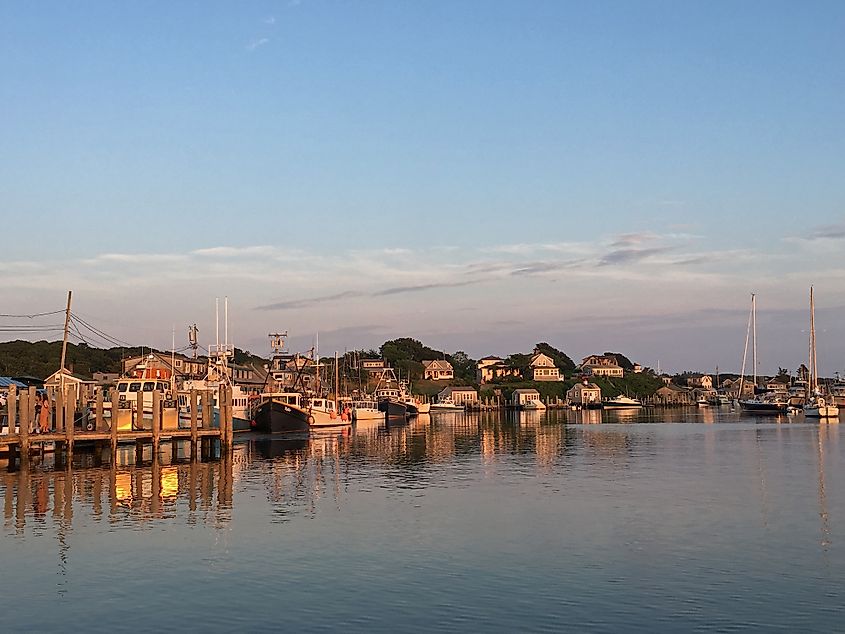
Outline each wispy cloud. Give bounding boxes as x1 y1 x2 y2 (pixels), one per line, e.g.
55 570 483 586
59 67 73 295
599 247 671 266
263 16 276 25
804 221 845 241
246 37 270 52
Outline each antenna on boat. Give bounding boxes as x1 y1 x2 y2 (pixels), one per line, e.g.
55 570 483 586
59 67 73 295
189 324 199 359
215 297 220 351
225 296 229 349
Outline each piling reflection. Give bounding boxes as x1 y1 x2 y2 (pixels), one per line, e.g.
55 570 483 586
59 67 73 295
4 409 839 539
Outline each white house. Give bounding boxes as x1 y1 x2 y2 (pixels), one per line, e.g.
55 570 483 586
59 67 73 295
45 368 97 402
512 388 543 408
566 381 602 406
579 355 624 378
437 386 478 405
528 352 561 381
422 359 454 381
476 356 520 384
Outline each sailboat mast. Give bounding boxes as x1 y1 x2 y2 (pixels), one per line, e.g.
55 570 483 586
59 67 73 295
738 293 753 399
809 285 817 393
752 293 758 387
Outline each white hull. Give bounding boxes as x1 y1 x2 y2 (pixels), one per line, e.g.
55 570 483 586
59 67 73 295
523 401 547 411
430 404 464 412
805 406 840 418
352 408 383 421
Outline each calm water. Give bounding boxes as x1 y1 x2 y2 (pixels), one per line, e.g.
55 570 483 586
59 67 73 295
2 408 844 632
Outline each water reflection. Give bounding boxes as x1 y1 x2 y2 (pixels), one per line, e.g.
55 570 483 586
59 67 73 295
2 410 841 544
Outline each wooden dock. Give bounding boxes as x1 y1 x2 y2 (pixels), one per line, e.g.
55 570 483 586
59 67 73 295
1 384 235 470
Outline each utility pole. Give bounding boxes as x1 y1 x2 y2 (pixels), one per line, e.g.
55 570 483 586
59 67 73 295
59 291 73 390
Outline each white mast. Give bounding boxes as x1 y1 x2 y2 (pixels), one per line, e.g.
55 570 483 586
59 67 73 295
224 296 229 348
738 293 754 401
752 293 758 387
215 297 220 350
809 285 817 394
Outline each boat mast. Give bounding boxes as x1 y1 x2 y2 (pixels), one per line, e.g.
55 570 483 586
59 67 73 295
738 293 754 400
752 293 758 388
809 285 817 394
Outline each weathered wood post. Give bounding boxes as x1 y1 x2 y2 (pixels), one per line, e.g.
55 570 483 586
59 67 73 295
111 389 119 455
19 388 30 457
204 390 214 430
152 389 161 457
56 388 65 434
136 390 144 432
65 385 76 458
222 386 233 451
95 389 104 432
7 384 17 434
190 389 199 461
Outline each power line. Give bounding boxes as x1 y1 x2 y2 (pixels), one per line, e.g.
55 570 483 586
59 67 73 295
0 310 65 319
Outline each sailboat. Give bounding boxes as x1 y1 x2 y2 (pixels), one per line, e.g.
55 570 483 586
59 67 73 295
737 294 788 414
804 286 839 419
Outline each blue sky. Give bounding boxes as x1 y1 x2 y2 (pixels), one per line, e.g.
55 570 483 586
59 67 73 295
2 1 844 374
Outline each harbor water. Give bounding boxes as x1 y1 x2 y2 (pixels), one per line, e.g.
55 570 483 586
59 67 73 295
2 407 844 632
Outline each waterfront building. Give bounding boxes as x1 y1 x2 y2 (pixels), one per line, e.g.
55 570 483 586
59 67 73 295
686 374 713 390
44 368 97 402
437 386 478 406
566 381 602 406
511 388 543 407
360 359 387 374
654 384 694 405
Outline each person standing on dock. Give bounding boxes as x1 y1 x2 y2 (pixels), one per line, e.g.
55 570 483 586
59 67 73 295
38 392 52 433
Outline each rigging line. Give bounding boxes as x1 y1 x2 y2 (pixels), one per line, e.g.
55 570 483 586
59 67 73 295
0 310 65 318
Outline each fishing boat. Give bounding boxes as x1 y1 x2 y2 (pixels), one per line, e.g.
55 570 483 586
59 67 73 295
350 397 383 422
251 332 340 434
804 287 839 419
603 395 643 409
374 368 409 418
737 294 788 414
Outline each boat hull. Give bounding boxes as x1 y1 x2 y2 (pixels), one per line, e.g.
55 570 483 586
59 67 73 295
805 406 840 418
252 400 311 434
738 400 788 414
379 400 408 418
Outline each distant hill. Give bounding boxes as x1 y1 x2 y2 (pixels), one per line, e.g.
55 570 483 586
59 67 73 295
0 340 146 379
0 340 267 380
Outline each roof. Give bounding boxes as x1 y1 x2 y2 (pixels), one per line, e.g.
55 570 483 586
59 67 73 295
569 382 599 390
478 355 502 361
0 377 27 389
45 368 96 383
438 386 477 396
512 388 540 395
422 359 453 370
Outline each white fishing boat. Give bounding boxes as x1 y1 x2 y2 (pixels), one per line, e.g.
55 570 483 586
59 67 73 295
350 397 383 422
804 286 839 419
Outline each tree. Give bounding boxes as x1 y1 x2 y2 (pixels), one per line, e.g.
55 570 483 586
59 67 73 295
449 350 476 382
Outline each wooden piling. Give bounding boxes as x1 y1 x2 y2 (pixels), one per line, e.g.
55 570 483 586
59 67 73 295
95 389 104 432
7 384 17 434
190 389 198 461
65 386 75 457
111 389 119 454
152 389 161 455
56 388 64 433
136 390 144 431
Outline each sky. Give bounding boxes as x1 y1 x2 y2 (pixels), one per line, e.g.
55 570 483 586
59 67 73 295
1 1 844 375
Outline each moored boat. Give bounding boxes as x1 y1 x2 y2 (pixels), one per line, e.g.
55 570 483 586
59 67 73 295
430 397 464 412
603 395 643 409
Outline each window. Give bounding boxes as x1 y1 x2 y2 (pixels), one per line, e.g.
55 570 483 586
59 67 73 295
118 383 128 393
143 382 156 392
128 382 141 393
